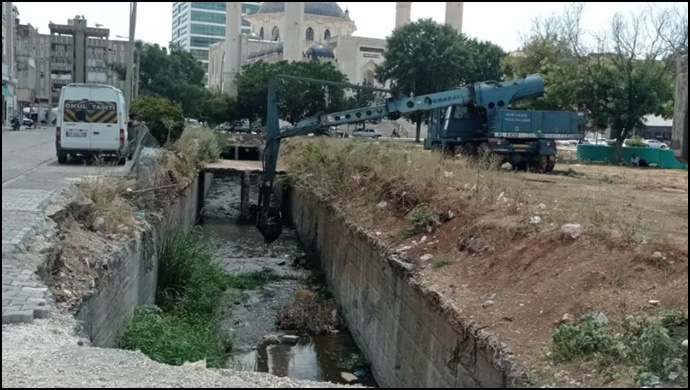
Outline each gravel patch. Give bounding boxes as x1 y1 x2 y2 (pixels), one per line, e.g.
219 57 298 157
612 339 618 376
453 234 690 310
2 313 363 388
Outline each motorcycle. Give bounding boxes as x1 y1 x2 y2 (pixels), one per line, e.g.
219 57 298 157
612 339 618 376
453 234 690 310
11 117 21 131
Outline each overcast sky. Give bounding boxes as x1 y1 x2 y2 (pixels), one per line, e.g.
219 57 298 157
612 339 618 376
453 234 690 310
12 2 686 51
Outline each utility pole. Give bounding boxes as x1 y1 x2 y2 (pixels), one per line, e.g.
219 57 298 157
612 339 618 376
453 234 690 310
124 1 137 109
134 49 140 100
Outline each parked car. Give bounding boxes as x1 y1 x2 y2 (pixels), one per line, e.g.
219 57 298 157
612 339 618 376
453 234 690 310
22 116 34 126
352 128 382 139
644 139 668 149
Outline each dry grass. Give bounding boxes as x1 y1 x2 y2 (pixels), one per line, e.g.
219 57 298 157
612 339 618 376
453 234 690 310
48 126 226 311
281 138 689 387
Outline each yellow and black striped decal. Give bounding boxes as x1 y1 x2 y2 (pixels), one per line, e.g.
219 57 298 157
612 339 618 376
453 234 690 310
63 100 118 124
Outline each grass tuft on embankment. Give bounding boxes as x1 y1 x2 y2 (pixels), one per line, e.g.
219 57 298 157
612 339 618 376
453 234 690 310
552 311 688 387
118 227 274 367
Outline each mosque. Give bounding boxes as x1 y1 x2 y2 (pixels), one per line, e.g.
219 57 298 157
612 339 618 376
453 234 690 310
206 2 464 96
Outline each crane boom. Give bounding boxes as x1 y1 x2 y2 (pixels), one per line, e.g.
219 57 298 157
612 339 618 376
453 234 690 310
256 74 549 243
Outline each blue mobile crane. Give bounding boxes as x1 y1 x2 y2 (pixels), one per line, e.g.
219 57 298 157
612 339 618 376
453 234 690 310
256 74 583 243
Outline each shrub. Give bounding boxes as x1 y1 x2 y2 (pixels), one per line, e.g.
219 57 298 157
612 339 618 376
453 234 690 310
552 311 689 387
625 136 647 148
131 96 185 145
172 127 227 167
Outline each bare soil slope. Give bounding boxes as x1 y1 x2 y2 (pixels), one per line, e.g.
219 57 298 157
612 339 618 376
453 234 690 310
282 139 689 387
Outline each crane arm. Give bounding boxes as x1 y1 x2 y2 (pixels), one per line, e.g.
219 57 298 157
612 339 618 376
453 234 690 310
256 74 546 243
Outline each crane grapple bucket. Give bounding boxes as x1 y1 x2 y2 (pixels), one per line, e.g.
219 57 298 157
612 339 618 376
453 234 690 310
258 215 283 244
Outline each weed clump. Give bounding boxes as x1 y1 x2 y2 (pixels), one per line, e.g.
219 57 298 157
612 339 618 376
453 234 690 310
119 227 277 367
552 311 688 387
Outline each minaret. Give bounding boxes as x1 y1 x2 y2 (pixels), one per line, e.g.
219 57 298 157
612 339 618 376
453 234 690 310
283 2 305 62
445 2 464 33
223 2 242 96
395 2 413 29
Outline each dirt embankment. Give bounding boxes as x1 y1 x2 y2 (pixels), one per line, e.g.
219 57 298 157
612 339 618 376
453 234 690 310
281 138 689 387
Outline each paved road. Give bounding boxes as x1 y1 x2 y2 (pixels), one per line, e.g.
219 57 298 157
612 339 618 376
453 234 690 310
2 126 130 324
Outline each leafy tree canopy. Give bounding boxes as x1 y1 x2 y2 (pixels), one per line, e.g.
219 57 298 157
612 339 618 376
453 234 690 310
509 2 685 160
200 95 238 126
235 60 350 124
375 18 505 141
111 43 209 118
131 95 186 145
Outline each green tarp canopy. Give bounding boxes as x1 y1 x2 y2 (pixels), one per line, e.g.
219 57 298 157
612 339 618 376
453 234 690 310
1 83 13 97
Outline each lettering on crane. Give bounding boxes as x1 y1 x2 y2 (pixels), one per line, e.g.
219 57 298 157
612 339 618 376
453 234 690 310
431 95 464 105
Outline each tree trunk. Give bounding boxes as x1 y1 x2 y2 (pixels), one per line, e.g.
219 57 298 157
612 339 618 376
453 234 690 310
614 139 624 164
415 120 422 143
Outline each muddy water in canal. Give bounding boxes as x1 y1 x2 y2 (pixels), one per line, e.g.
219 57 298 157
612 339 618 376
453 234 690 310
200 173 377 387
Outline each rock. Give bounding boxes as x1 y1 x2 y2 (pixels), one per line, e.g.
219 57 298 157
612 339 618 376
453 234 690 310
648 300 661 307
482 300 495 309
592 312 609 326
277 261 286 266
420 236 427 243
420 254 434 261
651 252 666 261
561 223 584 239
538 203 547 210
556 314 573 326
340 373 359 383
182 359 207 370
443 171 453 178
280 335 299 345
682 340 688 349
376 201 388 209
530 216 542 225
399 246 412 252
262 334 282 345
91 217 105 232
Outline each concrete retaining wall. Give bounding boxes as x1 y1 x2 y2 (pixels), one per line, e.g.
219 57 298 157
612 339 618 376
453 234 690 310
76 173 214 348
282 186 525 388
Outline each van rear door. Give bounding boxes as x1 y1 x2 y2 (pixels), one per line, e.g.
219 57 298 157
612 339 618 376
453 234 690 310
88 87 120 152
61 88 93 150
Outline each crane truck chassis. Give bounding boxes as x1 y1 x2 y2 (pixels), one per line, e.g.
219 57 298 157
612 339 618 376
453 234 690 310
256 74 584 243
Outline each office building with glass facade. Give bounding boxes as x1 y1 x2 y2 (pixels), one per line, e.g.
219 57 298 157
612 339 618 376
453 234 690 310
171 2 260 73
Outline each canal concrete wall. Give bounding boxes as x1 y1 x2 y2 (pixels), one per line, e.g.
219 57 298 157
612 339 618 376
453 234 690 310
75 173 214 347
282 186 525 388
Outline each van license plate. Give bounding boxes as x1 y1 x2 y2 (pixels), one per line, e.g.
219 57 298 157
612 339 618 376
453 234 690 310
66 131 87 138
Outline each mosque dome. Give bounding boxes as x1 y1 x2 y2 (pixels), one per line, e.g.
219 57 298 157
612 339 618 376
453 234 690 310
257 2 348 18
305 44 335 60
247 32 262 40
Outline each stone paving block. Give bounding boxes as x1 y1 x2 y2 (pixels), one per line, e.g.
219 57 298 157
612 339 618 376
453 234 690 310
1 189 55 212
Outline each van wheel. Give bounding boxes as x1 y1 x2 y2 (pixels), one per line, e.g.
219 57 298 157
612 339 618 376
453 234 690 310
117 156 127 166
57 152 68 164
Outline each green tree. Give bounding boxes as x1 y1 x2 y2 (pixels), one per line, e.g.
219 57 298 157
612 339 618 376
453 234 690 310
131 95 186 145
346 80 386 110
376 19 503 142
110 43 208 118
235 60 349 124
516 3 683 161
200 95 238 126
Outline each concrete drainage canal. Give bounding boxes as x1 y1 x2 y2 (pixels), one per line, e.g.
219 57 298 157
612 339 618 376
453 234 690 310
200 172 378 387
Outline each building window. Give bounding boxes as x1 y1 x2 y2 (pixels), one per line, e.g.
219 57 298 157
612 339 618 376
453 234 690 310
190 2 226 12
190 23 225 37
272 26 280 41
306 27 314 41
259 27 264 39
190 36 223 48
191 10 225 24
324 29 331 41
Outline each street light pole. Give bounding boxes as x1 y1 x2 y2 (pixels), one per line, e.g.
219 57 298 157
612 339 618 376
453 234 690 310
124 2 137 109
134 49 140 100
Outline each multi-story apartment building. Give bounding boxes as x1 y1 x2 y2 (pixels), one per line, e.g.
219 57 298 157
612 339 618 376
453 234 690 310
170 2 260 74
2 2 19 126
45 16 130 106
